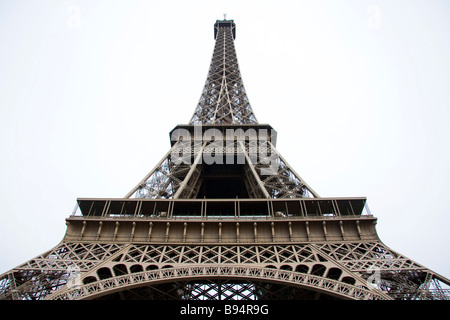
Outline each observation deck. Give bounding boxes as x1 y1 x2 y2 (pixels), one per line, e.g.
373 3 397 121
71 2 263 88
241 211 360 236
64 197 377 244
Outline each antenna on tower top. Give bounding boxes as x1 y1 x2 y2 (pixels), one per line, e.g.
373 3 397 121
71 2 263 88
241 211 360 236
223 13 227 20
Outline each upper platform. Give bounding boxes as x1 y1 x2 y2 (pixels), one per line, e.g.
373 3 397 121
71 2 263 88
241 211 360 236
214 19 236 39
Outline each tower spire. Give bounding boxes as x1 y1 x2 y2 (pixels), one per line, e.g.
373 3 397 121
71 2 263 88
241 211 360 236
190 19 257 125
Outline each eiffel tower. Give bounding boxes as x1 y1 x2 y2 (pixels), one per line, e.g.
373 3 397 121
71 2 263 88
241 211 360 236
1 19 449 301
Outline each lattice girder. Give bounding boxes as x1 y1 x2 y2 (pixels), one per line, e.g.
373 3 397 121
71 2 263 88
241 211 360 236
43 247 390 300
3 237 449 300
190 20 257 125
0 243 124 300
126 137 319 200
0 241 396 300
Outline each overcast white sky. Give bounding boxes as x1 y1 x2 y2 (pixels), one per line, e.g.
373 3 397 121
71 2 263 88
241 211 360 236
1 0 449 280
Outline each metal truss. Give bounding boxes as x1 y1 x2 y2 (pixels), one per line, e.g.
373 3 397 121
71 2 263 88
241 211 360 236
125 20 318 200
246 140 318 198
126 141 195 199
182 281 258 300
190 20 257 125
126 139 318 199
0 243 123 300
1 240 448 300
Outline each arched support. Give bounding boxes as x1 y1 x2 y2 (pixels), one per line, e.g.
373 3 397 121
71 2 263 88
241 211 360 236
46 266 390 300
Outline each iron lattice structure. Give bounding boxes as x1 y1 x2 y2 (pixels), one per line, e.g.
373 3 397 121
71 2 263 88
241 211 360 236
189 20 257 125
1 19 449 301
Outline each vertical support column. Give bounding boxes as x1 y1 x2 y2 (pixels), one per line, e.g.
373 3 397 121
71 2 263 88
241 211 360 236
305 221 310 241
356 220 362 239
130 222 136 242
96 222 103 240
201 223 205 243
202 200 207 219
322 221 328 241
271 222 276 241
147 222 153 241
288 222 293 242
183 222 187 243
165 222 170 242
80 221 87 240
168 201 174 218
339 221 346 240
268 201 274 217
113 222 120 241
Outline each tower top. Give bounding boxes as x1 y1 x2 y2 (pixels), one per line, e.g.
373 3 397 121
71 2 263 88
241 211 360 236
190 19 256 125
214 19 235 39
